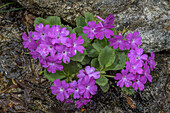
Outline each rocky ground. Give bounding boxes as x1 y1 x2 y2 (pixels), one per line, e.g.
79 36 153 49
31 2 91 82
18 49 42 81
0 1 169 113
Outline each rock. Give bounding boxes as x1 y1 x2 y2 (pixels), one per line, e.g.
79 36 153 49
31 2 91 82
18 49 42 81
17 0 170 52
115 0 170 53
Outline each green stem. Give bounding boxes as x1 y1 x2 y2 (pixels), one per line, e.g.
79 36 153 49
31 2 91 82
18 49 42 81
103 75 115 78
63 70 67 76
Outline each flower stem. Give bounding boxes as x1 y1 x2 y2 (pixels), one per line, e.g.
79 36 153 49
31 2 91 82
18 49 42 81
96 16 105 22
103 75 115 78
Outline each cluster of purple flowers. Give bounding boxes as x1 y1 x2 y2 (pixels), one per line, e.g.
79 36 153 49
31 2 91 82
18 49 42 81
83 14 141 51
83 14 115 40
22 13 156 109
114 31 156 91
50 66 100 108
108 30 143 50
83 14 155 91
22 23 85 73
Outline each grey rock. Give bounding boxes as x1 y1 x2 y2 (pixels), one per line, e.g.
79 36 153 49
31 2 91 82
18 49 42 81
17 0 170 52
115 0 170 53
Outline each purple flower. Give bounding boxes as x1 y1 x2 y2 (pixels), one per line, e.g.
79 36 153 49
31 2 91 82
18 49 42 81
64 33 85 56
29 39 48 59
109 35 129 50
114 69 135 87
148 52 156 71
83 21 100 40
95 24 114 40
39 38 57 56
123 41 131 50
126 31 142 49
77 66 100 83
50 79 70 102
95 14 115 40
77 69 86 79
35 45 46 57
143 62 152 83
48 25 69 45
32 23 50 40
84 66 100 79
39 56 46 66
128 47 148 64
96 14 115 28
78 77 97 99
132 75 146 91
29 50 40 59
56 45 72 63
22 31 38 50
67 80 81 99
42 55 63 73
75 97 91 109
126 60 143 74
36 43 56 57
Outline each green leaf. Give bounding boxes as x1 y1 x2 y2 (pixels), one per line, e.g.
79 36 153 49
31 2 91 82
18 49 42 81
81 56 91 65
80 33 91 47
92 38 108 52
86 45 98 58
100 71 106 75
84 12 93 23
76 16 87 27
60 25 74 36
106 51 127 71
63 61 82 74
46 16 61 26
91 58 100 69
24 52 30 54
95 75 108 86
44 69 66 82
34 17 49 26
111 28 118 35
100 83 110 93
64 25 74 34
70 50 86 62
39 71 44 75
74 26 91 47
93 14 101 24
64 74 76 83
74 26 83 35
98 46 115 69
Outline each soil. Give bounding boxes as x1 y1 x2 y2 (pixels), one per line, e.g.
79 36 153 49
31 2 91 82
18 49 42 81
0 1 169 113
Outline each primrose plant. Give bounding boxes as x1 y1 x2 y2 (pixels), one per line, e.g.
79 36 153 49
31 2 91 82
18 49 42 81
22 12 156 108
